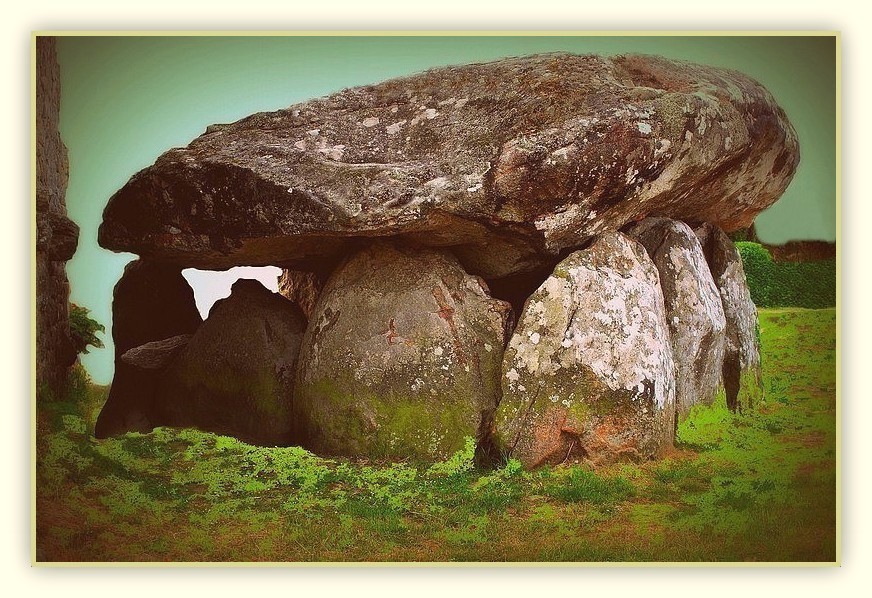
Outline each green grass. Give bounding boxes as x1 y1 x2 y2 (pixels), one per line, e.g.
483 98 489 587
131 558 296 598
543 467 635 504
35 308 836 562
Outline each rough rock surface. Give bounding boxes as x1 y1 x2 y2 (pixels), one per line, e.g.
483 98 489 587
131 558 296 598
95 260 202 438
629 218 726 421
277 269 324 318
695 223 763 411
99 53 799 278
495 232 676 467
36 36 79 398
294 243 512 460
152 279 306 446
120 334 192 370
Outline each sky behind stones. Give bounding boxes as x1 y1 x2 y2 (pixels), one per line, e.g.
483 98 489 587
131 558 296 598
54 35 837 384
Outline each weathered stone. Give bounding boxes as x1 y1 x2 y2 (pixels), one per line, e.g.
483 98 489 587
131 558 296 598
36 36 78 399
99 53 799 278
109 261 204 356
629 217 726 421
495 232 675 468
294 243 511 461
154 279 306 446
95 260 202 438
120 334 192 370
694 223 764 411
36 211 79 261
277 269 324 319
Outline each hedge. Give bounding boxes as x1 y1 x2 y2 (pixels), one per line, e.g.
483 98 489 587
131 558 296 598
735 242 836 308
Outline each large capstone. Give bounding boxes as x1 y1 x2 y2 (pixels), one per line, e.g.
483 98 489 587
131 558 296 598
294 243 511 461
629 217 726 422
154 279 307 446
99 53 799 278
95 260 202 438
495 232 676 468
694 223 764 411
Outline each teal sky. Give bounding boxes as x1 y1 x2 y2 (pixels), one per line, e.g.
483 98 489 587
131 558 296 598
55 35 837 384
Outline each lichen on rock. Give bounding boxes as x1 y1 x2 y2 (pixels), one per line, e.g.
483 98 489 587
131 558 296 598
629 217 726 422
495 232 676 468
694 223 764 411
98 53 799 279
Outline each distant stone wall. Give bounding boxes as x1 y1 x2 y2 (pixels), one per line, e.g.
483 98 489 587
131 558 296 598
36 36 79 399
765 240 836 263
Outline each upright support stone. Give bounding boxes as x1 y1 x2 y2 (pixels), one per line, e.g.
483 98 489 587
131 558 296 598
94 260 202 437
155 279 306 446
294 243 512 461
694 223 764 412
495 232 676 468
629 218 727 423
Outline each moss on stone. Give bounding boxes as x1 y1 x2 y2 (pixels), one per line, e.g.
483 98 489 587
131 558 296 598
737 368 764 413
299 378 477 461
295 243 508 463
164 360 293 444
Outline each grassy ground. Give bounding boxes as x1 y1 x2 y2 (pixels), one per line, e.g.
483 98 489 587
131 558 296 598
35 308 837 562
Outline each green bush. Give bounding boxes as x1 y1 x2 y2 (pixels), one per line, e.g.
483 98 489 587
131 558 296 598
736 242 775 305
728 226 759 243
69 303 105 355
736 242 836 308
769 261 837 309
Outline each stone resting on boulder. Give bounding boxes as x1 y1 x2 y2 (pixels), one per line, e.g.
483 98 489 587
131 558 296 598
95 52 796 465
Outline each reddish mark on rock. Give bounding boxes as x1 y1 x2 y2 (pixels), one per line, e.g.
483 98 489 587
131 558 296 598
432 285 466 363
383 318 401 345
560 422 581 436
523 404 582 468
432 286 456 329
441 275 465 303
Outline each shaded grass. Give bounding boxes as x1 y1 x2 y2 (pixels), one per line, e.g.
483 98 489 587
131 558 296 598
35 308 836 562
543 467 635 504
